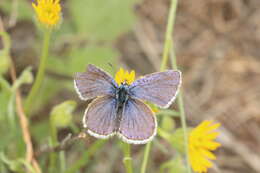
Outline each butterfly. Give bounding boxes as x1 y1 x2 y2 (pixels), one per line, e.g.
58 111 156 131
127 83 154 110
74 64 181 144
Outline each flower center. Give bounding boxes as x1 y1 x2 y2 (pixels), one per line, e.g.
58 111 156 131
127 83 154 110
115 68 135 86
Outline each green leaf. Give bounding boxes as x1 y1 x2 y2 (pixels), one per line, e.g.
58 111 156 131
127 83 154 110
69 0 136 41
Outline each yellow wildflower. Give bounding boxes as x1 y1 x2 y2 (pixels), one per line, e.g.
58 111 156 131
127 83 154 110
189 120 221 173
32 0 61 28
115 68 135 86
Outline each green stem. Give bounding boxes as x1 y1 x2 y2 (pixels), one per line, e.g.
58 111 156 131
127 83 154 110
159 0 191 171
170 46 191 173
123 143 133 173
141 1 179 172
140 142 152 173
59 151 66 172
160 0 178 71
25 30 51 115
49 121 58 173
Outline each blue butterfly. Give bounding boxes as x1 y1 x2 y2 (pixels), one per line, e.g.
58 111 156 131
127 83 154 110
74 64 181 144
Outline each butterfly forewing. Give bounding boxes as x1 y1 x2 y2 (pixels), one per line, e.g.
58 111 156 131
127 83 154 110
75 64 181 144
129 70 181 108
74 64 117 101
83 96 117 138
118 98 157 144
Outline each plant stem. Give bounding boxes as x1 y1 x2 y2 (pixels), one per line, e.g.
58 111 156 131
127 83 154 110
141 1 179 172
25 30 51 115
123 143 133 173
160 0 178 71
160 0 191 172
59 151 66 172
140 142 152 173
170 46 191 173
49 121 58 173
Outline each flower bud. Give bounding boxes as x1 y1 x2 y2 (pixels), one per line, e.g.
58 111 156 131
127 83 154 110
50 100 76 128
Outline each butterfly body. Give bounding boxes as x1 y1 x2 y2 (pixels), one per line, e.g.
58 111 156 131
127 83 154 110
74 64 181 144
112 84 129 132
116 84 130 107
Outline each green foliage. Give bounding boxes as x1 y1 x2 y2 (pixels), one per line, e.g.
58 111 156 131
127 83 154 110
0 152 37 173
48 101 77 173
31 120 50 143
64 140 107 173
159 127 192 154
159 156 186 173
48 46 118 77
0 0 32 21
69 0 136 41
0 67 33 131
30 77 66 114
170 128 186 154
0 67 33 158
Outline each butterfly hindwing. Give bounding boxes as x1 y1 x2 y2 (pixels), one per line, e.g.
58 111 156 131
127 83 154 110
129 70 181 108
75 64 182 144
83 96 117 138
118 98 157 144
74 64 117 101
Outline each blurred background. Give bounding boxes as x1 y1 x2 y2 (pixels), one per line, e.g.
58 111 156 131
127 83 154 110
1 0 260 172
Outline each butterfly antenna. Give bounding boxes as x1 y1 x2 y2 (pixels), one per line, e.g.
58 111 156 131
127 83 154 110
107 62 116 75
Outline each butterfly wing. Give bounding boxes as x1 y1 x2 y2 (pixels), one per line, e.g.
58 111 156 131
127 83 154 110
83 96 117 138
129 70 181 108
74 64 117 101
118 98 157 144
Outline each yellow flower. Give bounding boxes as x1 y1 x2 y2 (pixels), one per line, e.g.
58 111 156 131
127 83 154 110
115 68 135 86
32 0 61 28
189 120 221 173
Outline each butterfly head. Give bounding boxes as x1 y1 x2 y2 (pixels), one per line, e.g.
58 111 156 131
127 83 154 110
115 68 135 86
